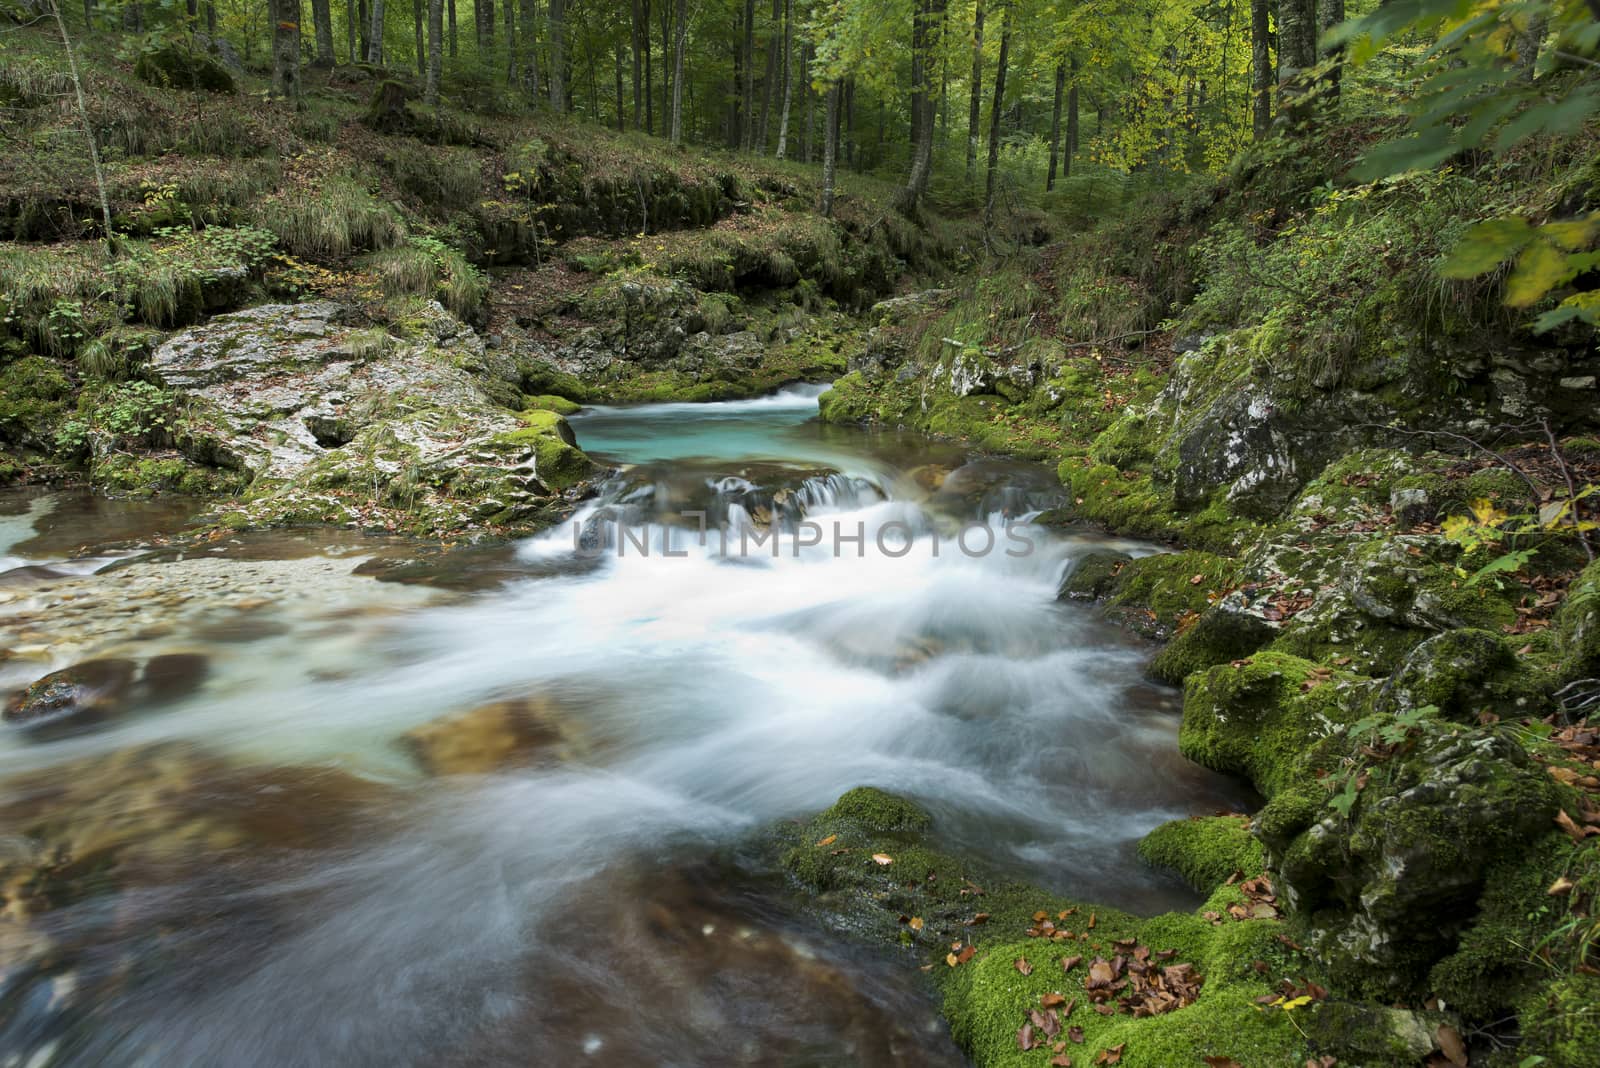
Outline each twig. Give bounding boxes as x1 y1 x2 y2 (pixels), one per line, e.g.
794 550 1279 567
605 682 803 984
1541 416 1594 562
1354 422 1543 504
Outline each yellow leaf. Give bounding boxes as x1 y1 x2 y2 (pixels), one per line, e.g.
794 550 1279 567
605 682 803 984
909 916 924 931
1506 240 1569 308
871 853 894 865
815 834 837 847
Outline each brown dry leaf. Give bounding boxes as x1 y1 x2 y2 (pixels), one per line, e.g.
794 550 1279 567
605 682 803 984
1092 1003 1115 1016
1068 1025 1085 1043
871 853 894 865
1095 1043 1126 1065
1059 908 1078 919
1034 910 1051 922
815 834 837 847
957 944 977 965
1555 810 1590 843
1088 912 1097 929
1062 954 1083 973
1017 1022 1038 1052
1436 1023 1468 1067
1190 573 1205 585
967 912 991 926
1549 876 1575 896
1051 1057 1074 1068
1015 957 1035 976
1041 992 1068 1008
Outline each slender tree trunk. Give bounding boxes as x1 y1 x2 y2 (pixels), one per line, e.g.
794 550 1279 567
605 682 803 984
966 0 984 181
311 0 334 66
631 0 644 127
1065 56 1078 172
820 80 840 217
185 0 197 25
346 0 357 62
757 0 779 148
48 0 113 250
1250 0 1270 138
799 41 813 161
614 37 625 130
273 0 303 98
448 0 457 57
123 0 141 32
1047 59 1064 191
523 0 539 98
661 0 671 132
206 1 215 34
505 0 515 85
669 0 686 143
1320 0 1345 106
982 1 1010 237
413 0 424 76
774 0 792 159
366 0 384 64
359 0 371 61
643 0 653 133
548 0 565 111
425 0 442 103
843 78 854 168
740 0 755 150
899 0 945 213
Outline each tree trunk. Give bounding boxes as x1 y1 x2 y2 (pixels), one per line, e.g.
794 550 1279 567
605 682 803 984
643 0 653 132
982 1 1010 238
358 0 370 61
799 41 813 161
669 0 686 143
740 0 755 150
757 0 779 149
843 78 854 168
548 0 565 111
1320 0 1346 106
1065 57 1078 171
966 0 984 181
505 0 515 85
631 0 644 127
1047 59 1064 191
366 0 384 64
1277 0 1315 119
48 0 113 250
774 0 792 159
346 0 358 62
614 37 625 130
311 0 334 66
898 0 945 214
413 0 423 76
185 0 197 25
273 0 303 98
820 80 840 217
206 1 215 34
661 0 671 133
425 0 442 103
522 0 539 98
1250 0 1270 139
448 0 457 58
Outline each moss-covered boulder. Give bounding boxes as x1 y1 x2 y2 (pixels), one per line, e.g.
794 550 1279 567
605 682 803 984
1056 549 1132 602
1138 815 1264 893
1103 551 1240 639
0 356 72 448
1557 559 1600 682
1260 724 1558 995
1381 627 1533 723
1149 606 1278 685
1180 652 1364 797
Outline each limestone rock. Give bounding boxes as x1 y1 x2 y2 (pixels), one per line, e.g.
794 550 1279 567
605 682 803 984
401 697 586 775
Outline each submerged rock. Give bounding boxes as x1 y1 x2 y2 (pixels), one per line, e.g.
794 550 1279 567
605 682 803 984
401 697 587 775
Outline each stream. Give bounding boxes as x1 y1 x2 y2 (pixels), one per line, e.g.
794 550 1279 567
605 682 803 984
0 386 1251 1066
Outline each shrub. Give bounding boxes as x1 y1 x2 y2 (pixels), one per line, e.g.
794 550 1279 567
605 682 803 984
251 177 403 260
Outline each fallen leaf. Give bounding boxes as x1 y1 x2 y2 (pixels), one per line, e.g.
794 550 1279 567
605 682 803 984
1051 1057 1074 1068
1062 954 1083 973
1068 1025 1085 1043
1015 957 1034 975
1087 912 1097 929
909 916 925 931
1556 810 1589 843
815 834 837 847
967 912 991 926
946 953 960 967
1017 1022 1038 1051
1549 876 1575 896
958 944 976 964
1094 1043 1125 1065
1041 992 1067 1008
871 853 894 865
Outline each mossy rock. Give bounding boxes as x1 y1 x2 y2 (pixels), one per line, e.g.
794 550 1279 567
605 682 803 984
1381 627 1533 723
1556 558 1600 681
1057 549 1132 602
1516 974 1600 1068
134 41 236 93
1180 652 1365 797
1138 815 1264 893
521 394 581 416
1105 550 1241 639
0 356 72 448
1149 606 1278 685
820 786 933 833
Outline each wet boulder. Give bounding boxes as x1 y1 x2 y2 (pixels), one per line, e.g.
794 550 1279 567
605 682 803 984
1381 628 1524 722
1171 385 1304 519
1556 558 1600 681
1057 550 1132 602
3 658 137 727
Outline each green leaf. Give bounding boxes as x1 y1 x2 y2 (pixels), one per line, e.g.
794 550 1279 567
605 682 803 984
1493 87 1600 154
1469 547 1536 585
1441 217 1534 278
1353 125 1459 181
1505 241 1570 307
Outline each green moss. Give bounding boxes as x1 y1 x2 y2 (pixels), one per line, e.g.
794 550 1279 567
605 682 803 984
133 40 235 93
0 356 72 446
1149 606 1277 685
1517 975 1600 1068
1138 815 1265 893
521 394 581 415
90 453 245 497
1180 652 1364 797
821 786 933 832
1557 559 1600 681
1106 551 1239 637
1058 549 1133 602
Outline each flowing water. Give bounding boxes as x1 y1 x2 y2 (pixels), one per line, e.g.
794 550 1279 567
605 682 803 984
0 387 1251 1066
